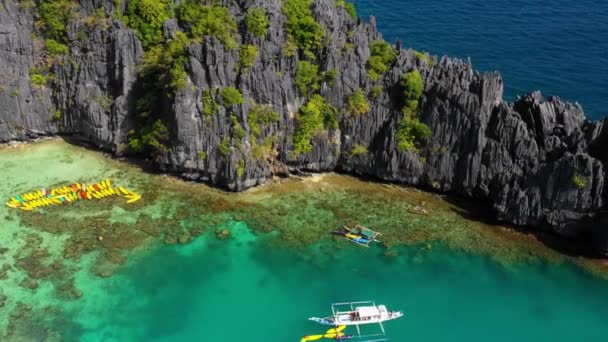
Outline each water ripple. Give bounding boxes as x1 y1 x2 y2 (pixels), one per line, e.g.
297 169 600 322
353 0 608 119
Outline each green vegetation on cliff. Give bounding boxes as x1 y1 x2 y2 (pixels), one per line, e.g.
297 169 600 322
323 69 338 86
128 119 169 155
395 70 432 153
414 50 433 64
366 40 397 82
85 8 110 31
239 44 259 69
123 1 251 156
350 143 368 156
125 0 173 48
201 88 219 116
346 89 370 116
128 31 191 156
294 95 338 155
177 1 237 49
37 0 75 42
248 103 280 160
248 103 279 137
44 39 69 55
572 174 588 189
246 7 270 38
29 0 427 162
138 31 189 91
402 69 424 112
51 110 62 122
231 115 246 141
370 85 384 98
29 67 48 88
30 74 47 87
218 137 231 157
236 159 245 178
283 0 325 57
35 0 76 56
221 87 244 109
396 116 432 153
335 0 357 19
124 1 241 157
296 61 319 97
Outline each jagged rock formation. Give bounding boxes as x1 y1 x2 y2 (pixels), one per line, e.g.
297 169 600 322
0 0 606 254
0 0 56 140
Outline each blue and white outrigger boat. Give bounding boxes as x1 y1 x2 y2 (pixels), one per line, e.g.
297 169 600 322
332 225 382 247
308 301 403 341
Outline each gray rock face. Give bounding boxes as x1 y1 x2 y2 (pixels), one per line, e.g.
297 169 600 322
0 0 57 140
0 0 606 254
0 0 142 150
53 2 143 151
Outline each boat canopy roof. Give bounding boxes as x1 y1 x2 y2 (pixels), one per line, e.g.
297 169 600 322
356 306 380 317
360 228 376 238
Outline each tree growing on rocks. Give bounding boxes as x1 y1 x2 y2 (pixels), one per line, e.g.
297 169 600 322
396 70 431 153
221 87 244 109
366 40 397 81
246 7 270 38
296 61 320 97
346 89 370 116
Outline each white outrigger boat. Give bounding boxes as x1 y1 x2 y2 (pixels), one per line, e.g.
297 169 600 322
308 301 403 341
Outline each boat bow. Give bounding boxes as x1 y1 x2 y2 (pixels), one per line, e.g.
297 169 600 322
309 317 335 326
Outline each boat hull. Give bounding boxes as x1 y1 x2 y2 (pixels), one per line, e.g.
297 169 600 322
309 312 403 326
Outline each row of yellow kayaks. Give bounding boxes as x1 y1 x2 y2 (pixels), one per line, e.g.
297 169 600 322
6 179 141 211
301 326 348 341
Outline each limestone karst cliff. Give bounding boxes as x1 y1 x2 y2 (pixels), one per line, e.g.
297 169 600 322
0 0 606 254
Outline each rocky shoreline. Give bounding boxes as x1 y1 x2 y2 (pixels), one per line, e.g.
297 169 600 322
0 0 606 255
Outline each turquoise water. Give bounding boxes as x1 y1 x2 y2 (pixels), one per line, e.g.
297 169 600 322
2 141 608 341
60 221 608 341
353 0 608 120
3 2 607 339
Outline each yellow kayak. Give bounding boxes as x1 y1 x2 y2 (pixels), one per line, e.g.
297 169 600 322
345 233 361 240
126 194 141 203
301 326 347 342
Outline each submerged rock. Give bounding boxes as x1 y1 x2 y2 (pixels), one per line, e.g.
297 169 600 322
0 0 605 254
215 228 231 240
178 231 193 244
19 278 39 290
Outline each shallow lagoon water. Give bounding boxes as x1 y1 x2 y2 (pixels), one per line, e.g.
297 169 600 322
1 140 608 341
58 226 608 342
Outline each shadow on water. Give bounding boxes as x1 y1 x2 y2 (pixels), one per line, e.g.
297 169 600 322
60 135 160 175
441 194 602 259
328 169 605 260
